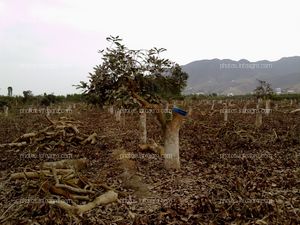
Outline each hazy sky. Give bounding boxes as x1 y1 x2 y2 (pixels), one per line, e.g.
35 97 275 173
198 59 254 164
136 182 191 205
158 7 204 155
0 0 299 95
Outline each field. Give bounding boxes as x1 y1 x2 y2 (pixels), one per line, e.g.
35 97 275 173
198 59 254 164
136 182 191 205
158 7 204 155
0 99 299 224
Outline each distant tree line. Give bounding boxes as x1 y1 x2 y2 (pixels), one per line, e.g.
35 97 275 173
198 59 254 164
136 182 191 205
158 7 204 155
0 92 85 108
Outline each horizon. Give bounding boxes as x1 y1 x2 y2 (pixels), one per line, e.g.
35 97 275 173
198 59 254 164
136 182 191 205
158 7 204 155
1 55 299 96
0 0 299 95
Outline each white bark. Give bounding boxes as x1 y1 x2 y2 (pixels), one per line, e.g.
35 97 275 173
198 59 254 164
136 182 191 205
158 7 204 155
46 107 50 116
224 107 228 122
243 101 249 111
291 109 300 113
163 114 184 170
164 124 180 170
165 102 169 111
4 106 8 117
173 100 177 108
109 106 114 114
255 103 262 127
139 112 147 144
115 110 121 122
211 100 215 110
265 99 271 115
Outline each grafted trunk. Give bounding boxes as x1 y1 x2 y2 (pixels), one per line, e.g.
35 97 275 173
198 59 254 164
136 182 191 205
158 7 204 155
4 106 8 117
173 100 177 108
163 113 185 170
46 107 50 116
211 100 215 110
188 106 193 116
256 113 262 127
224 105 228 122
255 102 262 128
243 101 249 111
108 106 114 115
164 124 180 169
265 99 271 116
139 111 147 144
131 92 187 170
165 102 169 111
115 110 121 122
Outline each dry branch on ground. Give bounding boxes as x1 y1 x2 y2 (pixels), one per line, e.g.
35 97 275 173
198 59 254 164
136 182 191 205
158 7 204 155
0 116 97 151
5 158 118 218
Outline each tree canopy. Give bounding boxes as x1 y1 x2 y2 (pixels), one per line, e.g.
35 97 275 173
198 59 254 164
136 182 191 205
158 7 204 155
254 79 273 100
77 36 188 107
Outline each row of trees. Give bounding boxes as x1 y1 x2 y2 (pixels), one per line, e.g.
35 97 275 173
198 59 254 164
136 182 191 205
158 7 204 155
0 92 84 108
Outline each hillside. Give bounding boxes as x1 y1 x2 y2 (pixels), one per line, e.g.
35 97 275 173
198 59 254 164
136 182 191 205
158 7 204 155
182 56 300 95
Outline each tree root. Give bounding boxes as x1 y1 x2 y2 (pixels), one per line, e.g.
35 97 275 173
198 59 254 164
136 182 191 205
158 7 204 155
10 169 74 180
41 158 88 170
290 109 300 113
139 139 165 156
81 132 97 145
48 190 118 215
0 142 27 148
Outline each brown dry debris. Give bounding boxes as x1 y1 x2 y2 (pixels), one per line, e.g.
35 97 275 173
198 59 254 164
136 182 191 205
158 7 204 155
0 101 299 224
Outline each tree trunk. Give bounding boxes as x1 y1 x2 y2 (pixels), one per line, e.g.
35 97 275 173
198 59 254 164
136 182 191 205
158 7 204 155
163 113 184 170
224 106 228 122
243 101 249 111
255 103 262 128
115 110 121 122
265 99 271 116
108 106 114 115
139 111 147 144
211 100 215 110
256 113 262 127
4 106 8 117
131 92 186 170
46 107 50 116
121 112 125 126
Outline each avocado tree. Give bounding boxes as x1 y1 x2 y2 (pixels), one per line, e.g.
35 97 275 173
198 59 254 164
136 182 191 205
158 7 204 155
254 79 273 99
22 90 34 103
77 36 188 169
254 80 274 126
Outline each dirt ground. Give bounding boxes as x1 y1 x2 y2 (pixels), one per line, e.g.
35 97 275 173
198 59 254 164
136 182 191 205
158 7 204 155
0 100 299 224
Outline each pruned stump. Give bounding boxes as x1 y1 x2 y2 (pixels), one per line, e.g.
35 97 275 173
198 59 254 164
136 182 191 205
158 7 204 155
139 111 147 144
265 99 271 116
163 108 187 170
4 106 8 117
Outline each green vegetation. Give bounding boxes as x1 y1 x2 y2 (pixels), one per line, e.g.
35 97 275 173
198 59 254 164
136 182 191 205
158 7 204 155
254 79 273 100
0 93 85 108
76 36 188 107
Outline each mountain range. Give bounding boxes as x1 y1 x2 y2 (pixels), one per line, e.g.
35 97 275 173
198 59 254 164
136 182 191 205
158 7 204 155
181 56 300 95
